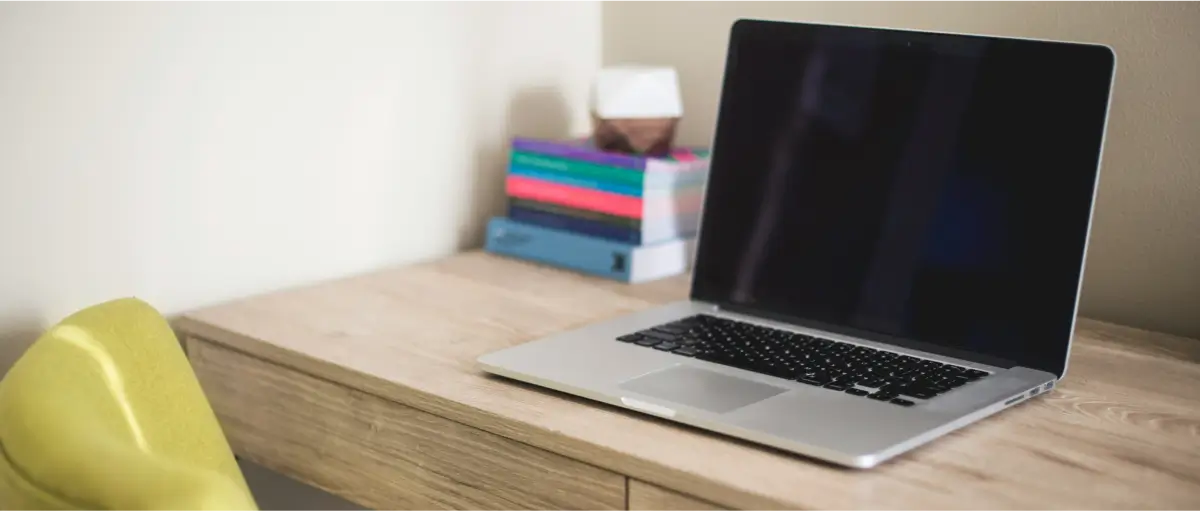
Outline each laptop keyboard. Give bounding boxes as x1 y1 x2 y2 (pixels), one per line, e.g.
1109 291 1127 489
616 314 990 407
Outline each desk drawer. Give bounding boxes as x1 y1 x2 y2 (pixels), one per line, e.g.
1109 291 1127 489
629 480 724 510
188 338 625 510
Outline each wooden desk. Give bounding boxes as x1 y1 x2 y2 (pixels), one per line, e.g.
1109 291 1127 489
176 251 1200 509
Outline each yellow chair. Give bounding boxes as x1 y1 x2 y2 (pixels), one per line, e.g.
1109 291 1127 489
0 298 257 510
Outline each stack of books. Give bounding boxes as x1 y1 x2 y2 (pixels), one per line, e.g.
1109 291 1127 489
485 137 710 283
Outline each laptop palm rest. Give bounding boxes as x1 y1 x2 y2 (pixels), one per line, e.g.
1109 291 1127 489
620 365 788 414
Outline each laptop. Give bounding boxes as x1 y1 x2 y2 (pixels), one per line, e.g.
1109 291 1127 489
478 19 1116 468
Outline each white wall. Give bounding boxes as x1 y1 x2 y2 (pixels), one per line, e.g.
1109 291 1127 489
0 2 602 372
604 2 1200 338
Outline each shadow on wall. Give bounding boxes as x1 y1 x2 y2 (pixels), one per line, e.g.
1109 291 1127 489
459 87 573 250
0 319 44 378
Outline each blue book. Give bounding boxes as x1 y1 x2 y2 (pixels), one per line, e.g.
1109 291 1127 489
508 205 643 244
484 217 694 283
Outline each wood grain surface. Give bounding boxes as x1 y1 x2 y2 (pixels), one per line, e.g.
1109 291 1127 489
188 338 625 510
177 251 1200 510
628 479 723 510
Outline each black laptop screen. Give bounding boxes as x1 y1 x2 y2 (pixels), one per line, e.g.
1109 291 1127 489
691 20 1115 377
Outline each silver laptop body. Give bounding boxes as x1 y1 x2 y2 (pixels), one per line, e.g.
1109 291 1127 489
479 19 1116 469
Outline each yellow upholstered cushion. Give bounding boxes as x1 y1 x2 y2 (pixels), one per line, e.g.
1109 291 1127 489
0 298 256 510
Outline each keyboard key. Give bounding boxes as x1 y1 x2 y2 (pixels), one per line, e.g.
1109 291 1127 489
635 337 661 347
824 382 850 391
902 388 938 400
641 330 678 342
833 374 861 386
728 359 762 373
617 334 642 343
858 378 886 388
674 346 698 357
768 365 798 379
890 398 915 407
869 391 899 401
845 388 871 396
911 378 945 391
654 324 688 334
798 371 832 384
653 342 679 351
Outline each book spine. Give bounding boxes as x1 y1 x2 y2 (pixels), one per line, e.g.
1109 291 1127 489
485 217 633 282
508 206 642 245
644 157 709 174
506 175 643 219
511 151 646 186
509 165 643 197
512 138 648 170
643 169 709 190
508 198 641 229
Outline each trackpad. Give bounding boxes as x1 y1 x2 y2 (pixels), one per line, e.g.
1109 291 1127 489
619 365 787 414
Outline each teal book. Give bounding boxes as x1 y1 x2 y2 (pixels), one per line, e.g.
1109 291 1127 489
484 217 694 283
508 150 709 191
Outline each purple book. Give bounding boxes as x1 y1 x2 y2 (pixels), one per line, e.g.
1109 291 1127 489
512 137 710 173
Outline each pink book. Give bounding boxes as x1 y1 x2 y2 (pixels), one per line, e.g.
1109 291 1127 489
506 175 643 218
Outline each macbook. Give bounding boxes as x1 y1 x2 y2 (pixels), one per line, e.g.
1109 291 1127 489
479 19 1116 468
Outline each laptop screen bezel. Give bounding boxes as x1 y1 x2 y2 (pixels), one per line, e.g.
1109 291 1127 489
688 19 1116 379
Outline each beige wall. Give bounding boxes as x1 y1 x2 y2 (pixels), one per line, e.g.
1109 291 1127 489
604 2 1200 338
1 3 600 503
0 1 601 374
